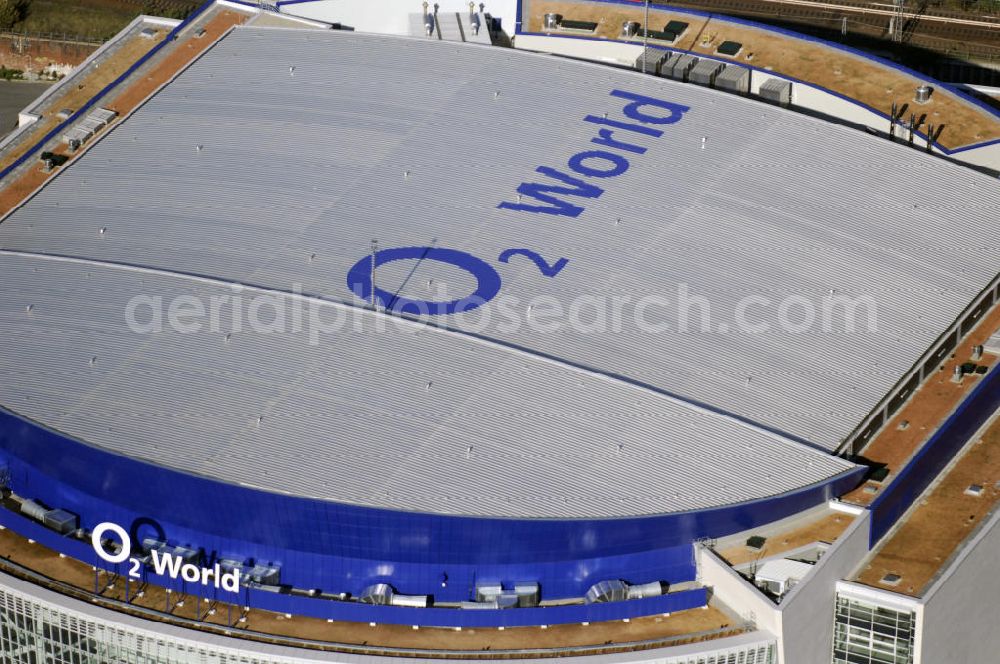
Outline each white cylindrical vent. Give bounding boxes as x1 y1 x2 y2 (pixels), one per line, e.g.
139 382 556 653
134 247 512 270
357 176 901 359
20 500 47 521
544 13 562 30
627 580 666 599
915 85 933 103
391 594 430 608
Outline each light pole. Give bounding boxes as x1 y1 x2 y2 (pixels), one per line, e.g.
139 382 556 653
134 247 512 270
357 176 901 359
642 0 650 73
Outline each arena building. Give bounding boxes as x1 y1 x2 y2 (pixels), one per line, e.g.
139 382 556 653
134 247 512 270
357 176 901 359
0 1 998 663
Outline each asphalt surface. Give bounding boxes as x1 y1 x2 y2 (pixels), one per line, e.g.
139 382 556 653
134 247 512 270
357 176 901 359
0 82 52 139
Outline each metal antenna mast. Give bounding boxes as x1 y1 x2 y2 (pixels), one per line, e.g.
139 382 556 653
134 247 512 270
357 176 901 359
892 0 904 42
642 0 650 74
370 239 378 311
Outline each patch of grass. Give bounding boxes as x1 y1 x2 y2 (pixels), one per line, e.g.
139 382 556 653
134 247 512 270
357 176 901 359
12 0 138 40
10 0 195 41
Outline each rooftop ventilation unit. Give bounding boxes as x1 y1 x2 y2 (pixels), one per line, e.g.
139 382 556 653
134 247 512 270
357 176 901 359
391 593 430 608
915 85 933 104
585 579 628 603
716 40 742 57
19 499 47 521
91 108 118 124
621 21 641 38
880 573 902 586
666 54 698 82
173 546 201 564
543 12 562 30
39 151 69 171
664 20 689 37
514 581 540 607
141 538 167 554
755 559 814 597
559 18 598 31
63 126 92 148
360 583 395 605
475 583 503 602
476 581 540 606
496 593 519 609
42 509 78 535
758 78 792 107
715 66 750 95
219 558 244 574
627 580 666 599
634 47 667 75
246 563 281 586
689 59 725 87
61 108 118 150
656 53 677 79
985 330 1000 355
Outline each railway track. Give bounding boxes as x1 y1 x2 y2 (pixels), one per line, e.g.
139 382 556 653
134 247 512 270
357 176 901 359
758 0 1000 26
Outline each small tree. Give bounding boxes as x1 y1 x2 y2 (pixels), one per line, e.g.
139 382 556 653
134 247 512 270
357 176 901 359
0 0 29 31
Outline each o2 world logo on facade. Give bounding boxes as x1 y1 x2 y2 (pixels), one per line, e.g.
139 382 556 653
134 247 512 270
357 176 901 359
347 90 689 316
91 522 239 592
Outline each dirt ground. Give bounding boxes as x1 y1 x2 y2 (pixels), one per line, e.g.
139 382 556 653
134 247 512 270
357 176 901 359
524 0 1000 149
0 527 739 654
716 511 854 566
102 10 246 114
853 415 1000 597
0 9 246 218
843 303 1000 507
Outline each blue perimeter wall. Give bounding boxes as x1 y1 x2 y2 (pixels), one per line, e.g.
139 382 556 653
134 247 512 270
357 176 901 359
0 407 864 625
869 365 1000 546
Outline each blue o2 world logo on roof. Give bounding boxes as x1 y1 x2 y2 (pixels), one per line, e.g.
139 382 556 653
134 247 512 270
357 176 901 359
346 247 568 315
498 89 690 218
347 247 502 316
346 89 689 315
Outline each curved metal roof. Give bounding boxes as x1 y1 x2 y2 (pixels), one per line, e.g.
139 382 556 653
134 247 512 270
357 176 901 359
0 26 997 517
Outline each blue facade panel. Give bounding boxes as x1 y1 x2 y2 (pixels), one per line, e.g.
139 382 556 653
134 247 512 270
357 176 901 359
0 408 863 625
869 366 1000 546
0 508 707 628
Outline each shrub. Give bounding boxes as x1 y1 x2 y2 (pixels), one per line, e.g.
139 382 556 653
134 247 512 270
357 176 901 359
0 65 25 81
0 0 29 31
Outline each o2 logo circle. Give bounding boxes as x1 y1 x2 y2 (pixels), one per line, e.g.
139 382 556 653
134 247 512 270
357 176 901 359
346 246 568 316
91 521 132 564
90 521 240 591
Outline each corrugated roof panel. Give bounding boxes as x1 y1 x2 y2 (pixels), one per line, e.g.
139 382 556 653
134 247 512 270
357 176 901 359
0 252 853 517
1 27 998 517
